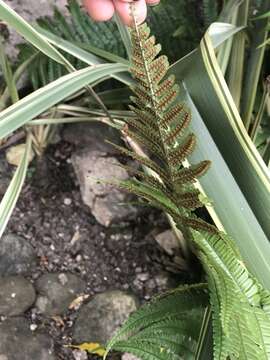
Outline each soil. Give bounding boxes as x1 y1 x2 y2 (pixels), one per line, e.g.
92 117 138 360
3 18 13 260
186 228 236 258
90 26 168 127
4 139 186 360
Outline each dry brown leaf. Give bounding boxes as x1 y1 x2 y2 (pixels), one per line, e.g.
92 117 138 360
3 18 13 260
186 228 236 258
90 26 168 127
68 294 89 310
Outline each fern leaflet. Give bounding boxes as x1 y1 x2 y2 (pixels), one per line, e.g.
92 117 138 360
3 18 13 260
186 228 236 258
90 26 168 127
105 12 270 360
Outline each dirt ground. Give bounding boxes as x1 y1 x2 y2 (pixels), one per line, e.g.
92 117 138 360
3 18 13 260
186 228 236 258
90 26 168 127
5 139 186 360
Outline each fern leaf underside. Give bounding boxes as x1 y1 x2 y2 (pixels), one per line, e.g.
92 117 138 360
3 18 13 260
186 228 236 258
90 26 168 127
107 19 270 360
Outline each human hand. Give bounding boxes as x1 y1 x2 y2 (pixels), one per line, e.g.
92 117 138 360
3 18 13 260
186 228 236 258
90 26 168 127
83 0 160 26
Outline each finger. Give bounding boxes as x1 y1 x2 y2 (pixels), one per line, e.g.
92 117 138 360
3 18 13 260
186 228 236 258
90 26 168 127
146 0 160 5
113 0 147 26
83 0 115 22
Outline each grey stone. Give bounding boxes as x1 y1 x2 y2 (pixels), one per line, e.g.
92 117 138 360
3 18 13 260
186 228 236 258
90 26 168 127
35 273 86 316
0 317 55 360
0 234 37 276
122 354 140 360
72 150 138 226
0 276 36 316
72 350 88 360
154 272 178 290
4 0 68 61
73 290 139 345
63 122 120 152
136 273 149 282
0 155 11 195
155 230 180 255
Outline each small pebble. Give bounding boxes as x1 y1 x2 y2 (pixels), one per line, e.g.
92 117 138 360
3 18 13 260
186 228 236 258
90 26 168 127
72 349 88 360
30 324 38 331
76 255 82 262
136 273 149 282
64 198 72 206
58 273 68 286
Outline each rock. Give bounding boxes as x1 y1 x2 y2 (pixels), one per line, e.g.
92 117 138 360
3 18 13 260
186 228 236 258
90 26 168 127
4 0 68 61
0 234 37 276
72 150 137 226
6 143 34 166
72 350 88 360
73 290 139 345
0 317 55 360
0 276 36 316
136 273 149 282
154 272 178 290
154 230 180 256
0 155 11 195
63 122 120 152
122 354 140 360
35 273 86 316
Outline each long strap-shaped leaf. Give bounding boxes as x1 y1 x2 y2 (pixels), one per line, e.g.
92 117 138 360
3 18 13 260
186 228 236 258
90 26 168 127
34 25 133 86
0 0 67 66
170 23 270 289
0 135 32 238
0 63 128 139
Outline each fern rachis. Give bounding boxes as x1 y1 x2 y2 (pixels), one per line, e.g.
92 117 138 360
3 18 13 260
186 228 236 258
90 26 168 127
105 10 270 360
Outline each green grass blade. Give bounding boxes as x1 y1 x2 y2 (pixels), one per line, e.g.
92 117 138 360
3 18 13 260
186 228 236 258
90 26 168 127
227 0 249 109
34 25 133 86
0 37 19 104
77 42 129 65
216 0 243 74
0 53 38 111
252 10 270 20
114 12 132 60
28 117 113 126
0 63 128 139
0 0 68 65
216 10 239 75
0 135 32 238
241 1 270 129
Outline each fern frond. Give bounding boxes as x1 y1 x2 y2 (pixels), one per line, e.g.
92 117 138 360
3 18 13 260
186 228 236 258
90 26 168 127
193 230 270 359
107 14 270 360
116 18 212 234
105 284 208 359
172 161 211 186
167 134 196 166
107 142 171 187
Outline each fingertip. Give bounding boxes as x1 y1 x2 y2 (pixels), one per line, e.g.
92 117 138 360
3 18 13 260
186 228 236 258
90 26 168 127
113 0 147 26
146 0 160 5
83 0 115 22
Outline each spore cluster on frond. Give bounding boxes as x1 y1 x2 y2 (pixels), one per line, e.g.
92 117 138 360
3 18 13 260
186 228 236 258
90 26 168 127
108 17 270 360
111 21 214 234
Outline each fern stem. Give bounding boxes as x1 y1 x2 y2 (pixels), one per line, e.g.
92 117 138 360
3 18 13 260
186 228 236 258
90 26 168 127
195 306 213 360
130 4 195 246
125 133 190 258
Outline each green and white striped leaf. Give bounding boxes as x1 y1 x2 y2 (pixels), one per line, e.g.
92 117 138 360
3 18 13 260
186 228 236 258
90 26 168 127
0 136 32 238
0 0 68 65
170 22 270 289
0 63 128 139
34 25 132 86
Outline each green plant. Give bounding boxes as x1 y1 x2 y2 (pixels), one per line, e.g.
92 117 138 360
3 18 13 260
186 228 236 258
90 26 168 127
17 0 204 89
104 17 270 359
0 0 128 237
1 0 270 357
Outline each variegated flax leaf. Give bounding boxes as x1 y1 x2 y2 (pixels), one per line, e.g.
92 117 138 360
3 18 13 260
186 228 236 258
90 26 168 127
107 13 270 360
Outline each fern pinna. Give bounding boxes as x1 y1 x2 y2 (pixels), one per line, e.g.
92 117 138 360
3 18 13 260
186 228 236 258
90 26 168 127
106 13 270 360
